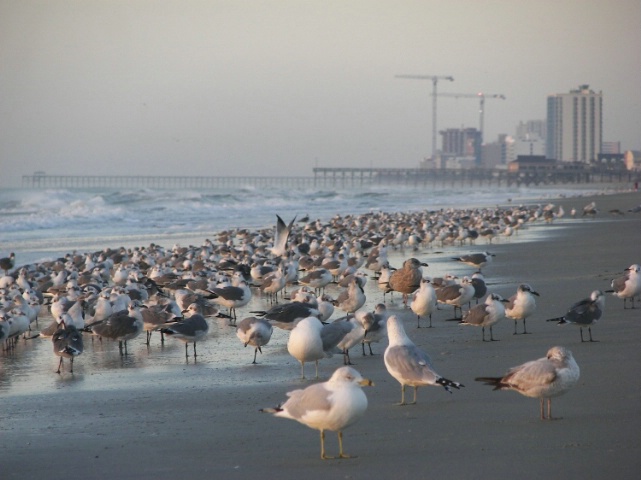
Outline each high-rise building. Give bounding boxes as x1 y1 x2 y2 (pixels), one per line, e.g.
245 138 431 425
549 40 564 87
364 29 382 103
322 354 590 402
546 85 602 163
440 127 481 163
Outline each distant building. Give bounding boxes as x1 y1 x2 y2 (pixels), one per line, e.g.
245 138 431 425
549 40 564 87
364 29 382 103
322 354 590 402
546 85 603 163
595 153 626 170
481 134 513 168
507 155 556 173
440 128 481 165
516 120 546 141
601 141 621 154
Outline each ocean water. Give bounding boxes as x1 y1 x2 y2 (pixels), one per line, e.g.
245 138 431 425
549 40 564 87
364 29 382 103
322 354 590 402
0 183 611 267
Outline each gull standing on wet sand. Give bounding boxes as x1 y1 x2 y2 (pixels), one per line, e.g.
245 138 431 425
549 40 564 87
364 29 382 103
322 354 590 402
288 316 325 379
260 366 373 460
84 300 144 355
546 290 604 342
384 316 464 405
606 264 641 309
436 276 475 319
333 277 366 314
451 251 495 272
459 293 507 341
52 320 83 374
475 346 580 420
505 284 540 335
388 258 428 306
410 277 438 328
360 304 388 356
160 302 211 358
235 316 273 364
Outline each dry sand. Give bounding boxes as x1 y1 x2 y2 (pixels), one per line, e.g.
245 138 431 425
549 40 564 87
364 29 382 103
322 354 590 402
1 191 640 479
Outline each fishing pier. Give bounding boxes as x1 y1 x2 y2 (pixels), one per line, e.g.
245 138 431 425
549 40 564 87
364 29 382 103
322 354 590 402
21 167 636 190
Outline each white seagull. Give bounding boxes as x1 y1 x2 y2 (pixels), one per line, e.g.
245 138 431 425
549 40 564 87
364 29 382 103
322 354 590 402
236 316 273 364
260 366 373 460
475 346 580 420
606 264 641 309
384 316 464 405
505 283 540 335
410 277 438 328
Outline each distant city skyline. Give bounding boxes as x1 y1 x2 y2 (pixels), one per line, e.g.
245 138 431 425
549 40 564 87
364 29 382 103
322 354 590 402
1 1 640 187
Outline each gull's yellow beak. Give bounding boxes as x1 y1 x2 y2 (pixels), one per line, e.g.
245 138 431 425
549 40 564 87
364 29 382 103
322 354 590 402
359 378 374 387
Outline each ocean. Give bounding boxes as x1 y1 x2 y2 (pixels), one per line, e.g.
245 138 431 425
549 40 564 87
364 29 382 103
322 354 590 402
0 183 616 267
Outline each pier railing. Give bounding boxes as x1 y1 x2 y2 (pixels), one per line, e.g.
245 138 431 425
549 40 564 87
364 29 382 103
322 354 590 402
21 168 638 190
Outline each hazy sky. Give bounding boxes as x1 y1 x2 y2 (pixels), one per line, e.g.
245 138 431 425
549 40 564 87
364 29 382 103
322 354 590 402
1 0 640 187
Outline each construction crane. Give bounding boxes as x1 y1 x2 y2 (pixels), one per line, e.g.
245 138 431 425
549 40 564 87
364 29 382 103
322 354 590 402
437 92 506 144
395 74 454 158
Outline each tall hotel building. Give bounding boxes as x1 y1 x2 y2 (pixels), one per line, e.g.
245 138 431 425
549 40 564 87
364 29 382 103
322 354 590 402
546 85 602 163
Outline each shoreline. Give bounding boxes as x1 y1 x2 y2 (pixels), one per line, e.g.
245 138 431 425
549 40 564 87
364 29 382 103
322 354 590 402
1 191 640 479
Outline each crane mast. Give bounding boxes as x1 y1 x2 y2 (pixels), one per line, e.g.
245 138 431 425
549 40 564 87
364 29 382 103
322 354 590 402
395 74 454 158
437 92 506 145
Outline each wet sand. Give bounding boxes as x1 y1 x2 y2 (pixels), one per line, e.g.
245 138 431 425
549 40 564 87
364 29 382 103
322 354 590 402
1 191 640 479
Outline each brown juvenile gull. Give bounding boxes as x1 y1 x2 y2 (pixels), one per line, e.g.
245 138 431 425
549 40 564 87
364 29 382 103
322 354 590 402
260 366 373 460
384 316 463 405
388 257 428 306
475 346 580 420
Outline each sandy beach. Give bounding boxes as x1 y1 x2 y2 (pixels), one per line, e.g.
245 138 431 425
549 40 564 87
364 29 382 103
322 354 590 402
1 191 640 480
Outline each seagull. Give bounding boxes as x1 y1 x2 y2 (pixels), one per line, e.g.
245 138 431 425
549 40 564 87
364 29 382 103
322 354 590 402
0 252 15 275
335 315 365 365
459 293 507 341
84 300 144 355
333 277 366 314
376 262 394 301
235 316 273 364
451 252 495 272
160 303 211 358
52 320 83 374
260 366 373 460
287 316 325 379
251 301 321 331
360 303 388 356
436 276 475 319
410 277 438 328
270 215 296 257
606 264 641 309
388 258 428 306
298 268 333 295
208 280 252 323
140 303 181 345
546 290 604 342
384 316 464 405
475 346 580 420
470 272 487 304
505 284 540 335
